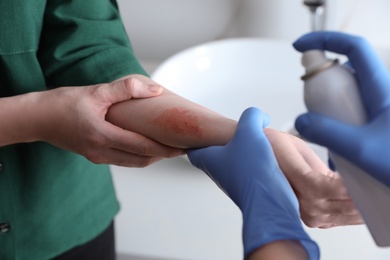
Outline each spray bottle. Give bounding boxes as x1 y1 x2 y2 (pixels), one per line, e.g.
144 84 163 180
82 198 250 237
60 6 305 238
301 50 390 247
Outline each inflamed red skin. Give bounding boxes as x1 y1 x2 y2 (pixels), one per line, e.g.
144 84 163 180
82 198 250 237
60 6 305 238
152 108 202 139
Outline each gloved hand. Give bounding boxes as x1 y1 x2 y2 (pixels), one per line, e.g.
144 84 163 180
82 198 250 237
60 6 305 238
187 107 319 260
293 31 390 188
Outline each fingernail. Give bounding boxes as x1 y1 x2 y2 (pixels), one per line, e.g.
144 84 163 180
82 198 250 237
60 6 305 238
148 84 162 92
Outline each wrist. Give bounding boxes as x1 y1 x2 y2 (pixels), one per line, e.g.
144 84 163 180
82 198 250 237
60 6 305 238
0 91 48 146
17 90 56 144
18 87 76 145
240 185 319 260
243 218 319 260
248 240 309 260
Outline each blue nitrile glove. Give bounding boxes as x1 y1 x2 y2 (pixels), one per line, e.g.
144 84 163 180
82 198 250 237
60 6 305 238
294 31 390 188
187 107 319 260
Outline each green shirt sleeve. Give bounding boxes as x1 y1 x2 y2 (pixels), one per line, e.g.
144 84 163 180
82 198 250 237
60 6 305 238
37 0 148 87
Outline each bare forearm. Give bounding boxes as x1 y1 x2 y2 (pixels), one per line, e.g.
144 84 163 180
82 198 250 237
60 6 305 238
105 76 322 159
0 91 44 146
248 240 309 260
106 87 237 148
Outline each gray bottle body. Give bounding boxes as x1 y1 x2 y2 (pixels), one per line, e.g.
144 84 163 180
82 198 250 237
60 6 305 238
302 50 390 247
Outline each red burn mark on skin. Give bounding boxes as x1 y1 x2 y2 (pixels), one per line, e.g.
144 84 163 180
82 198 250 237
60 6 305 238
152 108 202 138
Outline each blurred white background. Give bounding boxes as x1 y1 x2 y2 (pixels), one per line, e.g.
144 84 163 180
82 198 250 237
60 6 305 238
112 0 390 259
118 0 390 65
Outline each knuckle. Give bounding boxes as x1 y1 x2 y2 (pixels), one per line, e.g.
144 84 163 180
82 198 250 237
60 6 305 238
300 206 323 228
89 133 108 148
123 157 154 168
301 214 321 228
137 158 154 168
82 134 109 164
93 84 109 98
319 224 333 229
352 35 370 50
84 150 104 164
133 141 152 156
91 84 116 104
353 35 367 45
165 148 186 158
124 77 142 93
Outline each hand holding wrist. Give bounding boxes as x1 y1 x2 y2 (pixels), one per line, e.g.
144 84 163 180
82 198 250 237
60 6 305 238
0 75 184 167
188 107 319 259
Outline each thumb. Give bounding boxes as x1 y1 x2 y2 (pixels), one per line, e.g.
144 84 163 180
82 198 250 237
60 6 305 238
186 146 224 177
236 107 269 135
107 77 163 103
295 113 359 157
187 148 204 168
231 107 269 147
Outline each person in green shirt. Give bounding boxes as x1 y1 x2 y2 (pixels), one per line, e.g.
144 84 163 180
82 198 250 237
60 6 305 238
0 0 184 259
0 0 362 259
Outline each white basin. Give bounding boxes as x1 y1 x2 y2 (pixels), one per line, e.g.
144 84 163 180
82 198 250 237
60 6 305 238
152 38 305 131
112 38 390 259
